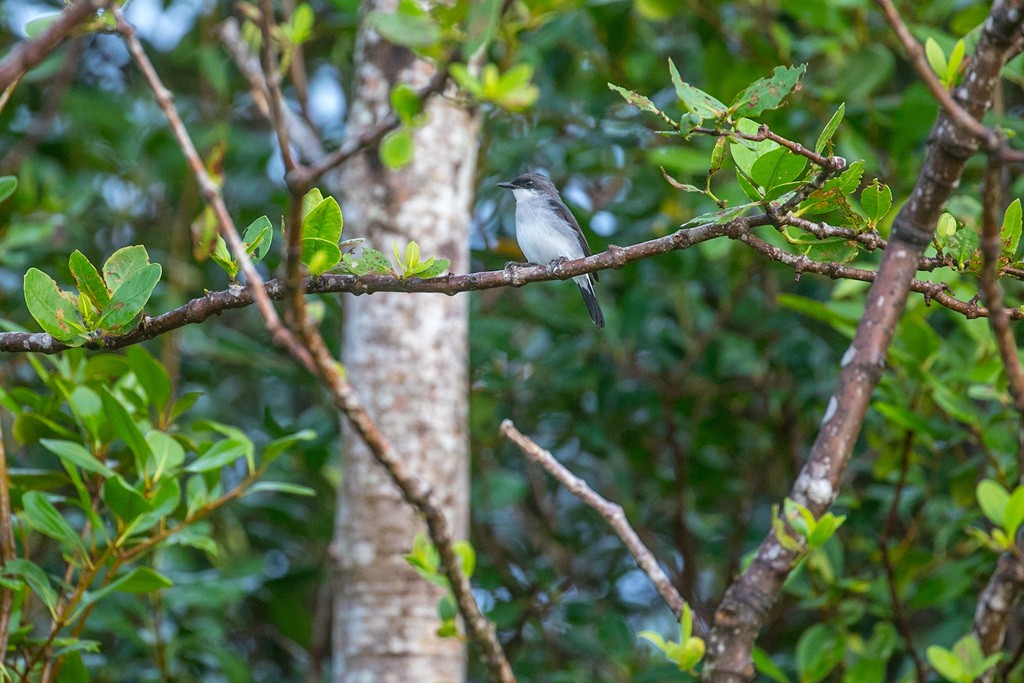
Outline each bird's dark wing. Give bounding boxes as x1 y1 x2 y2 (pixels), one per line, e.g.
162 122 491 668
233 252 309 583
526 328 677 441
547 196 598 283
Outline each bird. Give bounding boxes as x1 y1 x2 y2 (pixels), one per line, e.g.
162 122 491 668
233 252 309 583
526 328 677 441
496 172 605 328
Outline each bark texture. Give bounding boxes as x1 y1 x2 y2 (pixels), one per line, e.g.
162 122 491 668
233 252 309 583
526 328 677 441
330 4 479 682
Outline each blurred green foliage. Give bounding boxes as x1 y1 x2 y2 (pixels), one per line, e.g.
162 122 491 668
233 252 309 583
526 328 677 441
0 0 1022 681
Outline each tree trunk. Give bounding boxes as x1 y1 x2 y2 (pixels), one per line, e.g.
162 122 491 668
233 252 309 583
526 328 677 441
330 5 479 682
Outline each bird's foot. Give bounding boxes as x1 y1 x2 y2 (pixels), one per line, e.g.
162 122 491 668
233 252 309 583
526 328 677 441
504 260 529 270
549 256 569 275
503 260 528 286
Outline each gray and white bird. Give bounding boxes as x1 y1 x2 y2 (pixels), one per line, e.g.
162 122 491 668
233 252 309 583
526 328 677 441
497 172 605 328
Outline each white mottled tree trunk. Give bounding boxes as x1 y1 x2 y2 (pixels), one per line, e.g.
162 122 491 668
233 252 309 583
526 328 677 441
330 4 479 682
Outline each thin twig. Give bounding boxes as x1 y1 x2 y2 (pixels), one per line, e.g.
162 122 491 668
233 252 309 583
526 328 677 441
972 152 1024 681
0 412 16 663
114 8 315 372
500 420 697 634
873 0 1001 149
0 0 105 91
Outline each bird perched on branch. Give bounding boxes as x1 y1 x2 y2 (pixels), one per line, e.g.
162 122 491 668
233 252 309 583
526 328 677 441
497 172 605 328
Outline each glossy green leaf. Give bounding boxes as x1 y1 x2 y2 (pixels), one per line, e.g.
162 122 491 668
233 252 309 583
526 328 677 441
366 9 441 48
24 12 60 38
246 481 316 496
750 147 807 190
186 438 250 473
668 58 726 122
22 491 84 553
23 268 87 343
301 188 324 219
145 430 185 481
102 476 152 525
4 559 58 618
96 263 161 332
730 118 780 176
796 624 844 683
1002 198 1022 258
242 215 274 265
925 37 947 79
301 238 342 275
977 479 1009 528
390 84 421 125
380 128 415 169
102 245 150 292
68 250 110 310
262 429 316 466
861 180 892 222
927 645 966 683
100 388 152 474
40 439 115 478
731 64 806 118
814 104 845 154
0 175 16 203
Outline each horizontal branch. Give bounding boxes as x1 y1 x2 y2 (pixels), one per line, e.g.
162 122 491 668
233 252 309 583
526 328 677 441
4 213 1020 354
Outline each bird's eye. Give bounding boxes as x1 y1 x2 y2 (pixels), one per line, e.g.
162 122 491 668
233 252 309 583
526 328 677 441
525 180 534 187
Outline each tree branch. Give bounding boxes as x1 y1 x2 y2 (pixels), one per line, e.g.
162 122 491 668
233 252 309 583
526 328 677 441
500 420 697 633
6 212 1022 354
971 154 1024 681
0 0 104 92
704 3 1024 680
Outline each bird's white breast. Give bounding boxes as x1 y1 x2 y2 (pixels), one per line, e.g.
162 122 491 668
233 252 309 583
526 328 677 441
513 195 587 266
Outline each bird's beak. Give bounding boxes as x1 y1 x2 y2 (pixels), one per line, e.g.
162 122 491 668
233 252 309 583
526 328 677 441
496 181 515 189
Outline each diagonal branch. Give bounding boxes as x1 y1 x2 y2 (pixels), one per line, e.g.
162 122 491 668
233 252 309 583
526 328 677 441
0 0 105 91
500 420 697 634
703 3 1024 680
971 148 1024 683
874 0 1000 149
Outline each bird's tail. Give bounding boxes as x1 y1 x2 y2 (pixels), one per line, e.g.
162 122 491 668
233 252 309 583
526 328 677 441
576 275 605 328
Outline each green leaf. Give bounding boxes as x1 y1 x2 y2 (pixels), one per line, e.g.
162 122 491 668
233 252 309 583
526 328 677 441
815 104 845 154
4 559 58 619
289 3 314 43
185 438 250 473
79 566 174 612
927 645 967 683
262 429 316 467
465 0 500 56
639 630 669 653
608 83 662 117
24 13 60 38
145 430 185 481
925 38 947 81
1002 198 1022 258
0 175 16 203
301 188 324 219
169 392 203 421
102 245 150 292
96 263 161 332
730 118 780 177
450 64 483 98
752 647 792 683
68 251 110 310
40 439 114 478
246 481 316 496
365 9 441 48
796 624 844 683
22 491 84 553
948 227 980 268
947 39 966 86
302 196 342 243
1004 486 1024 537
125 347 171 417
390 84 421 125
23 268 87 343
102 476 152 525
380 128 415 169
977 479 1010 528
731 64 806 119
300 238 343 276
100 388 153 474
342 247 393 275
938 212 959 239
861 180 892 223
750 148 807 190
454 540 476 577
668 58 726 122
413 258 450 279
209 236 238 279
242 215 274 265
